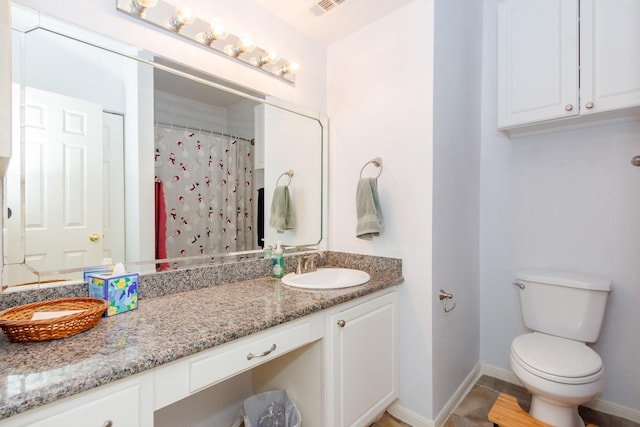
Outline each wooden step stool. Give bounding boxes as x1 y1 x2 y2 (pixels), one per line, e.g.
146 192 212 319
488 393 598 427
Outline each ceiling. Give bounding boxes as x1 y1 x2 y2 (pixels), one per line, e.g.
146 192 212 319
247 0 416 44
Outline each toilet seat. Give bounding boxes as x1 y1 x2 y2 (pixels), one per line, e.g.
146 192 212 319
511 333 603 385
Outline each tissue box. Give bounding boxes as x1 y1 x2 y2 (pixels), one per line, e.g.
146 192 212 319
88 273 139 317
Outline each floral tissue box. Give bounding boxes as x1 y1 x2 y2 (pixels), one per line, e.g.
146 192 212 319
88 273 139 317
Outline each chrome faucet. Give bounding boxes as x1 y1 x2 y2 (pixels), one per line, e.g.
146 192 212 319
295 251 325 274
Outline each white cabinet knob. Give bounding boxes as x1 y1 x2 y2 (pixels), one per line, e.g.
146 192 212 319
585 101 594 109
564 104 574 111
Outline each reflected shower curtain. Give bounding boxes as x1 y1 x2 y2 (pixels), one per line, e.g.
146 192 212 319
154 126 255 259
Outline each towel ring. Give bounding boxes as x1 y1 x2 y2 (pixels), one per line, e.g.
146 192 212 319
276 170 294 186
360 157 382 179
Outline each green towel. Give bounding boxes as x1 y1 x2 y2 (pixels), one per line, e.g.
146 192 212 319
269 185 295 233
356 177 383 239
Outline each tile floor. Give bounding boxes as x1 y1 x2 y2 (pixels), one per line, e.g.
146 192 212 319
370 375 640 426
443 375 640 427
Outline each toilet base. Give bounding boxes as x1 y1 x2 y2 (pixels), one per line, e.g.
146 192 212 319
530 395 585 427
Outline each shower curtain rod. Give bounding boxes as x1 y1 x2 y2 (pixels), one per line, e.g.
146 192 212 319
155 121 254 144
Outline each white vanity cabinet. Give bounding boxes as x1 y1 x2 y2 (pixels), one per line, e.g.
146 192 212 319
497 0 640 133
326 290 399 427
0 287 400 427
0 374 154 427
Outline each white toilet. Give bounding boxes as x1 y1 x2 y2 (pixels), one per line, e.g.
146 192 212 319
510 270 611 427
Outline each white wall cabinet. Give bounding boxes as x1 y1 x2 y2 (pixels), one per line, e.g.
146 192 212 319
326 291 399 427
497 0 640 133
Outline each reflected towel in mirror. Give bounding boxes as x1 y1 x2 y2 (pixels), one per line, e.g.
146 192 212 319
356 177 383 239
154 180 170 271
269 185 295 232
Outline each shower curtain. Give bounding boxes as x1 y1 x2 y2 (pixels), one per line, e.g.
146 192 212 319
154 125 255 259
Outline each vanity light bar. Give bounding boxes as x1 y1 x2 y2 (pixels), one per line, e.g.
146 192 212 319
115 0 298 84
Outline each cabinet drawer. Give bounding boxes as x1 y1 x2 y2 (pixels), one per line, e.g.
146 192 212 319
189 321 312 393
1 374 153 427
28 386 140 427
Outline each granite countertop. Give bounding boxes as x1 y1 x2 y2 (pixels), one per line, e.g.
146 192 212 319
0 266 402 420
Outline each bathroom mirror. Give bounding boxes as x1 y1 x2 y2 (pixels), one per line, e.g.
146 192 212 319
2 7 325 290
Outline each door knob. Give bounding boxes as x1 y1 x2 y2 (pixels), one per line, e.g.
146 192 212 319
585 101 594 109
89 233 101 242
564 104 573 111
337 320 346 328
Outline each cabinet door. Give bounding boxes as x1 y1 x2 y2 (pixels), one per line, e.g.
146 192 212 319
329 291 398 427
580 0 640 114
1 375 153 427
497 0 579 128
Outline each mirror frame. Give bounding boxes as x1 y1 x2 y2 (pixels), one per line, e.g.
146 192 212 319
2 5 328 290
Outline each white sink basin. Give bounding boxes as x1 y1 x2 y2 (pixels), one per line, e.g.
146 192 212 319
281 268 371 290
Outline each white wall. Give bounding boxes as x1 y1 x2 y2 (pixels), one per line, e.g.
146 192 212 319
328 0 484 420
328 0 436 420
480 0 640 411
431 0 482 417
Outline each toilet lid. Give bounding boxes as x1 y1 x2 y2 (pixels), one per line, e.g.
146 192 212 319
512 333 603 379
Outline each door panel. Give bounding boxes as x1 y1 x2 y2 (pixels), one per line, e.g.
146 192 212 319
23 87 103 273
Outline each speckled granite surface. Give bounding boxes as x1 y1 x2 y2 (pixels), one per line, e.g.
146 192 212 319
0 252 402 420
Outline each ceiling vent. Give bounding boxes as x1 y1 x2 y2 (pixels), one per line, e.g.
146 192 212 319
310 0 346 16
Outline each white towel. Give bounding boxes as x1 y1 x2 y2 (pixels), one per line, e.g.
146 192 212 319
356 177 383 239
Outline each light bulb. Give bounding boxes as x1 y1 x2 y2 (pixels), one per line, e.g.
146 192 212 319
264 50 279 63
238 33 255 53
169 6 195 31
280 61 299 75
198 19 229 46
224 33 255 58
210 19 229 40
254 49 279 67
131 0 157 15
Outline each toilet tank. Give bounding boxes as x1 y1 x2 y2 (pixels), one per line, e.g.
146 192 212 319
515 270 611 343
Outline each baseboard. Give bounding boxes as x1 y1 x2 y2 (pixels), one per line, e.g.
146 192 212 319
480 363 640 424
586 398 640 424
433 364 482 427
386 364 482 427
386 401 433 427
480 363 522 386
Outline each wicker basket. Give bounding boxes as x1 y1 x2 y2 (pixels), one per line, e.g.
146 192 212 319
0 298 109 343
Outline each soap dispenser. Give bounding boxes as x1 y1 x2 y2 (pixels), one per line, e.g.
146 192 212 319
271 241 285 278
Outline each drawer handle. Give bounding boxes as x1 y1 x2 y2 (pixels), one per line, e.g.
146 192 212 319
102 421 113 427
247 343 277 360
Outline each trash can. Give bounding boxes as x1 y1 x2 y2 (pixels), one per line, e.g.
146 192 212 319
243 390 301 427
